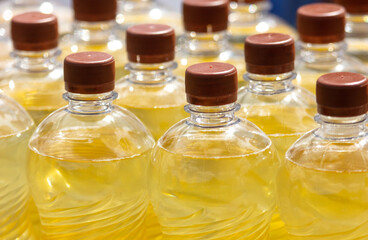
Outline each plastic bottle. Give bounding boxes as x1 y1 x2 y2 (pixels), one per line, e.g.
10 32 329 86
295 3 367 94
0 0 72 36
228 0 295 49
0 93 35 239
0 12 65 125
150 62 279 239
60 0 126 79
334 0 368 64
115 24 187 141
28 51 155 239
116 0 182 35
277 72 368 239
176 0 245 84
237 33 317 240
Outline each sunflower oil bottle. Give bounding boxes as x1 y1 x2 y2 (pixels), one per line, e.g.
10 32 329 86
150 62 279 239
0 93 35 239
60 0 126 79
277 72 368 239
28 51 155 239
334 0 368 65
295 3 367 94
116 0 182 35
115 24 187 141
228 0 295 49
176 0 245 83
0 0 72 36
0 12 65 125
237 33 317 240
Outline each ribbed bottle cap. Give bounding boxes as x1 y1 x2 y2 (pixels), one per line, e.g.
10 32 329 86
317 72 368 117
183 0 229 33
185 62 238 106
245 33 295 75
334 0 368 14
297 3 346 44
11 12 58 51
64 52 115 94
127 24 175 64
73 0 117 22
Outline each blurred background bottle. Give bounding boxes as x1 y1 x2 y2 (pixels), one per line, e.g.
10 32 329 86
150 62 279 239
28 52 155 239
60 0 127 79
0 12 65 125
115 24 187 142
0 93 35 239
278 72 368 239
295 3 367 94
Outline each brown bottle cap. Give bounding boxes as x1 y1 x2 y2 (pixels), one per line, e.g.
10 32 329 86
11 12 58 51
245 33 295 75
334 0 368 14
183 0 229 33
185 62 238 106
73 0 117 22
297 3 346 44
317 72 368 117
127 24 175 64
64 52 115 94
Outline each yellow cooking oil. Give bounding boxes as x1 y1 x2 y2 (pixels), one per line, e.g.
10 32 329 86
0 94 35 239
28 127 152 239
150 133 279 239
115 81 188 141
278 147 368 239
0 69 66 125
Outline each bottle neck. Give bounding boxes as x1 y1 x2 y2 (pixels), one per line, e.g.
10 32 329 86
345 13 368 38
181 31 230 56
64 91 117 115
229 0 271 23
315 114 367 140
12 48 61 72
73 20 117 45
11 0 40 7
126 61 177 85
245 71 296 95
185 103 240 128
299 41 347 65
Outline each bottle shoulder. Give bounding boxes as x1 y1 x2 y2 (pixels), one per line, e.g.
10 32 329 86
0 63 63 82
156 117 273 159
287 129 368 172
29 105 155 160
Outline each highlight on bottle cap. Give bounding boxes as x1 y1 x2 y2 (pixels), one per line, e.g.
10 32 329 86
73 0 117 22
245 33 295 75
64 52 115 94
127 24 175 64
297 3 346 44
317 72 368 117
185 62 238 106
334 0 368 14
183 0 229 33
11 12 58 51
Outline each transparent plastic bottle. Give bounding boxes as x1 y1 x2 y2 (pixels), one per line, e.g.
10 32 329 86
295 3 368 94
228 0 296 49
0 12 65 125
28 52 155 239
277 72 368 239
116 0 182 35
176 0 245 84
115 24 187 141
60 0 126 79
150 62 279 239
334 0 368 64
0 0 72 37
237 33 317 240
0 93 35 239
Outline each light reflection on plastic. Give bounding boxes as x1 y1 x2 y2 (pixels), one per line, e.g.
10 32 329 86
40 2 54 14
116 14 124 24
108 40 123 51
149 8 162 20
180 58 188 66
3 9 13 21
256 22 270 33
71 45 78 53
9 80 15 90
